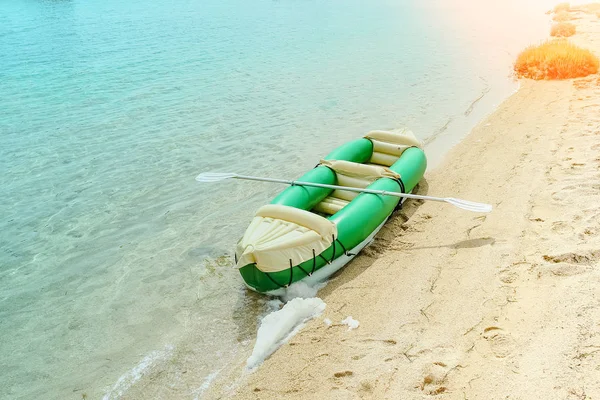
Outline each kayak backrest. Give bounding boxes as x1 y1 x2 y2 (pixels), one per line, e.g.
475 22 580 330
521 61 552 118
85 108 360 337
365 130 422 167
255 204 336 238
313 160 400 215
236 204 337 272
320 159 400 186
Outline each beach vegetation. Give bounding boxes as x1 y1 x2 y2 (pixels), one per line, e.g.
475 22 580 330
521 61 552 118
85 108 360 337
514 40 599 80
554 2 570 13
550 22 576 37
553 11 574 21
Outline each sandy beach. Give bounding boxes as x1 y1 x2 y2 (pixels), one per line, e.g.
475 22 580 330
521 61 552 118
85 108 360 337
197 9 600 400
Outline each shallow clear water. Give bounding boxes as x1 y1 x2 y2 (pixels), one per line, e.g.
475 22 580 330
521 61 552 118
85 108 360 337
1 0 554 398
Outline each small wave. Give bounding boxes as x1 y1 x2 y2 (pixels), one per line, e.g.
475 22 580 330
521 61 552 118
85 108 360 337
423 117 454 146
192 370 221 400
464 86 491 117
102 345 174 400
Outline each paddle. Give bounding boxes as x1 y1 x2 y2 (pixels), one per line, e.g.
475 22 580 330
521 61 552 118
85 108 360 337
196 172 492 213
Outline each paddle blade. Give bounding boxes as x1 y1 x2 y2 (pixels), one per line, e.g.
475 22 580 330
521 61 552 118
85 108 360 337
195 172 238 183
446 198 492 213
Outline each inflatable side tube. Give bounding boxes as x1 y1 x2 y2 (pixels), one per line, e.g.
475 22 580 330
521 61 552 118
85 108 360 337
323 138 373 162
389 146 427 193
270 165 336 210
270 138 373 210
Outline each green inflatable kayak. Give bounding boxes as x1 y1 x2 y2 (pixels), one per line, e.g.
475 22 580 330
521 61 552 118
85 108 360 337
235 129 427 294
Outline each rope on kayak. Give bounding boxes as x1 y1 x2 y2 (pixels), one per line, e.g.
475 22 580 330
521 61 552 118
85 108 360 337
393 144 420 211
264 270 285 289
261 260 296 289
262 249 325 289
287 259 294 286
335 237 355 257
330 236 336 262
296 259 312 278
319 254 331 265
394 177 406 211
394 177 406 195
262 239 356 289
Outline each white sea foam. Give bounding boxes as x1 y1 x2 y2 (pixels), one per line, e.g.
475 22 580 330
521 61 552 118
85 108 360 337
266 298 283 312
246 297 326 370
341 316 360 330
280 280 327 302
102 345 174 400
323 318 332 327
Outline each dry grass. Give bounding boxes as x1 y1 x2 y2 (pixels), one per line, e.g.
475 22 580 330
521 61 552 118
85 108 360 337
553 10 574 21
554 2 571 13
551 22 576 37
514 40 599 80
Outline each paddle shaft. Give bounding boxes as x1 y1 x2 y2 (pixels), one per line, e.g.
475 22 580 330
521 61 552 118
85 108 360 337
232 174 445 203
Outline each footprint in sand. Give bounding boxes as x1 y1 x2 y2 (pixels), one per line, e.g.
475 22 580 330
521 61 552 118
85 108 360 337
579 227 597 240
498 269 519 284
541 262 590 277
333 370 353 378
552 184 599 202
551 221 574 235
539 250 600 277
551 190 568 203
482 327 516 358
543 250 600 266
419 362 449 396
583 209 600 222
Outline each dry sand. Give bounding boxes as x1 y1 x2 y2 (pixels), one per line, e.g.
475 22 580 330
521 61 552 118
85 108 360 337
203 10 600 400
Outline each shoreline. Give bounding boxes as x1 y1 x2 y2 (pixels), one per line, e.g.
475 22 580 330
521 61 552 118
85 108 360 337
423 80 520 170
199 10 600 400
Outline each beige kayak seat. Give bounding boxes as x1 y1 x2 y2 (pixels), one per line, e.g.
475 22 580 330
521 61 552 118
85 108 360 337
236 204 337 274
365 129 422 167
313 160 401 215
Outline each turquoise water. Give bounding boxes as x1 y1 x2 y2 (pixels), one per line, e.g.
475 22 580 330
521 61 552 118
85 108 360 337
1 0 553 398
